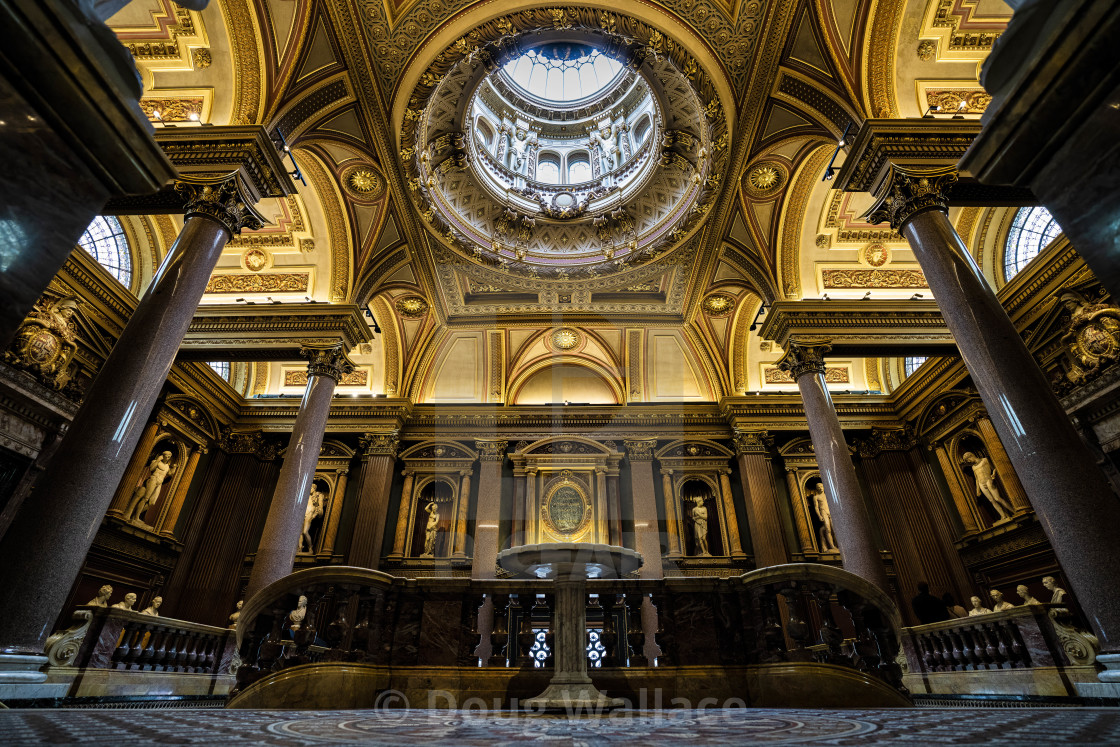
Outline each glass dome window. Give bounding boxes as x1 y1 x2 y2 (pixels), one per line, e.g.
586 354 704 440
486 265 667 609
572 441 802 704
503 44 623 103
1004 206 1062 280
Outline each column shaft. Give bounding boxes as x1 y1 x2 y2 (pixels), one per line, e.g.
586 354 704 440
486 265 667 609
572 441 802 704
933 444 981 533
625 441 663 580
903 206 1120 648
0 213 230 653
785 469 816 555
471 441 507 579
388 470 415 559
350 435 399 567
719 469 746 559
245 371 337 600
734 433 788 566
156 446 203 537
319 468 348 557
661 471 681 556
606 473 622 546
452 470 472 557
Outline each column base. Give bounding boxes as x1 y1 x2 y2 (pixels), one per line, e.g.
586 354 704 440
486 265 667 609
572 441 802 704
524 676 623 712
0 653 48 684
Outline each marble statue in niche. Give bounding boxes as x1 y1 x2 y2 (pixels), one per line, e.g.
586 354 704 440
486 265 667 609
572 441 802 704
968 595 992 616
1017 585 1041 605
961 451 1014 523
125 447 177 525
141 597 162 616
299 480 328 553
1043 576 1069 605
4 295 80 390
990 589 1014 612
810 482 839 553
680 480 715 556
111 592 137 611
690 497 711 556
85 585 112 606
421 501 440 557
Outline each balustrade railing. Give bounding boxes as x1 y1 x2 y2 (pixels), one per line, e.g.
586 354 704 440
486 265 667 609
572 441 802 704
44 606 237 675
231 562 909 699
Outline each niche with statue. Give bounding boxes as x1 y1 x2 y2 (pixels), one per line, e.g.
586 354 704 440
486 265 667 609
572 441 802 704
409 479 455 557
678 479 724 557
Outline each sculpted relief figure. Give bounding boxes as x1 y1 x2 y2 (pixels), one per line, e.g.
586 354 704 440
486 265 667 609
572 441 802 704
690 497 711 556
125 450 176 524
299 484 326 553
961 452 1014 522
85 584 113 607
421 501 440 557
1058 291 1120 386
810 483 839 553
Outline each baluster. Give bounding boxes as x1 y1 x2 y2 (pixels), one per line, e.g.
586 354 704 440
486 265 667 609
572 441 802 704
946 629 964 670
985 625 1007 668
122 624 145 670
1003 624 1028 667
961 627 982 669
812 589 843 662
199 636 218 673
111 623 132 669
163 630 182 671
488 593 510 667
137 624 158 669
625 592 648 667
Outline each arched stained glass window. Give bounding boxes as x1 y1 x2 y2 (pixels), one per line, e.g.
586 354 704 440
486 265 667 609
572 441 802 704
1004 206 1062 280
503 44 623 103
77 216 132 288
208 361 231 380
903 357 928 378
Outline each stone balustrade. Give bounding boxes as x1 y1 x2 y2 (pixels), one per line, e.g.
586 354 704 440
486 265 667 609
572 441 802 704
44 606 237 676
900 604 1100 696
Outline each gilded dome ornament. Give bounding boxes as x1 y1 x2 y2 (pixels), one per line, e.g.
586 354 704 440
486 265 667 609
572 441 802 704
550 328 582 351
241 248 270 272
702 293 735 317
861 243 890 268
343 166 384 198
396 296 429 319
744 161 787 197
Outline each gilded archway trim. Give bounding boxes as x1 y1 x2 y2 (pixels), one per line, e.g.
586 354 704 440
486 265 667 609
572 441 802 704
296 150 351 302
506 356 626 406
220 0 265 124
777 143 833 299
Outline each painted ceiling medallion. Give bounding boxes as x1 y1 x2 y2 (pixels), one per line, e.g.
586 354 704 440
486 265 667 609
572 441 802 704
344 166 384 198
241 248 270 272
861 243 891 268
702 292 735 316
396 296 429 318
744 161 787 198
550 328 582 350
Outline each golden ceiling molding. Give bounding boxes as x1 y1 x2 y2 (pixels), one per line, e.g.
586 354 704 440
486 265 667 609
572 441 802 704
864 0 904 117
682 323 727 400
732 294 761 394
297 150 351 302
506 355 626 406
220 0 265 124
778 144 832 299
809 0 863 117
820 268 928 289
865 357 883 393
372 295 400 397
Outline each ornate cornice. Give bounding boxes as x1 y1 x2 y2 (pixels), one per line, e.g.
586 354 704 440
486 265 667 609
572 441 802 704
301 342 356 384
759 299 954 356
218 427 279 460
775 338 832 381
181 304 371 360
864 165 958 232
475 439 509 462
624 439 657 461
360 431 400 458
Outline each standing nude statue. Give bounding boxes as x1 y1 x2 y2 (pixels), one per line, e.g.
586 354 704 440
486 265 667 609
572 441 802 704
299 484 326 553
961 452 1014 522
125 450 176 524
421 501 440 557
810 483 839 552
690 497 711 556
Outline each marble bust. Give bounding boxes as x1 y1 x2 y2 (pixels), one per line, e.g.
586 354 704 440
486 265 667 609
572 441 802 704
85 584 113 607
229 600 243 629
111 592 137 611
1042 576 1069 605
289 595 308 631
961 452 1014 522
141 597 162 616
990 589 1014 612
1017 584 1040 605
968 595 993 616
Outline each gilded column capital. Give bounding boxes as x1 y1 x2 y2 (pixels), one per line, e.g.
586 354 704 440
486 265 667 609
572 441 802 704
775 338 831 380
864 164 958 231
732 430 773 455
360 431 400 457
624 439 657 461
856 427 918 458
475 440 509 461
301 342 356 384
174 176 266 237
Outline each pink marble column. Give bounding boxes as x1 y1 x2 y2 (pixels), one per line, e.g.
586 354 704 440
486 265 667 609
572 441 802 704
0 180 261 665
470 440 507 579
245 343 353 601
778 340 889 592
868 165 1120 655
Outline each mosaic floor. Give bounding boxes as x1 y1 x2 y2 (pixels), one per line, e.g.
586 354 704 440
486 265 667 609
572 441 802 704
2 707 1120 745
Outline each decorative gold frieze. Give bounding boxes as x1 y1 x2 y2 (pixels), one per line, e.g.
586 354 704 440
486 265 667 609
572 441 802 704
204 273 309 293
139 98 203 122
925 89 992 115
284 369 368 387
764 366 849 384
821 269 928 289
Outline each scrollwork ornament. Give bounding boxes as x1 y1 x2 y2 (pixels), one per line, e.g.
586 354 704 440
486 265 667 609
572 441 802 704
864 166 958 231
301 342 356 384
776 338 831 381
44 610 93 666
175 178 264 236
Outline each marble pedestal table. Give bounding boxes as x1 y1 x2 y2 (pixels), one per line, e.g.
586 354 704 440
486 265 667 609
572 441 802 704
496 543 642 711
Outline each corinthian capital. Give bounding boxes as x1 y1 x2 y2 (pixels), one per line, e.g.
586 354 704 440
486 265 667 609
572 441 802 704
776 338 831 381
175 176 266 236
475 440 508 461
732 430 773 455
301 342 356 383
360 431 399 457
864 164 958 231
624 439 657 461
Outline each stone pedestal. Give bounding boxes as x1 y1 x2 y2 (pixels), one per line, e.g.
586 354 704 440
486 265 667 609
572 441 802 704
496 543 642 712
777 340 889 592
245 343 353 601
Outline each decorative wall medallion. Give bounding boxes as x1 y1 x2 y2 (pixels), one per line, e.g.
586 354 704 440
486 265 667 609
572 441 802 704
550 328 582 351
241 248 270 272
917 40 937 61
861 243 890 268
192 48 212 69
815 234 831 249
396 296 429 318
542 482 591 537
702 292 735 317
744 161 787 198
343 166 384 199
